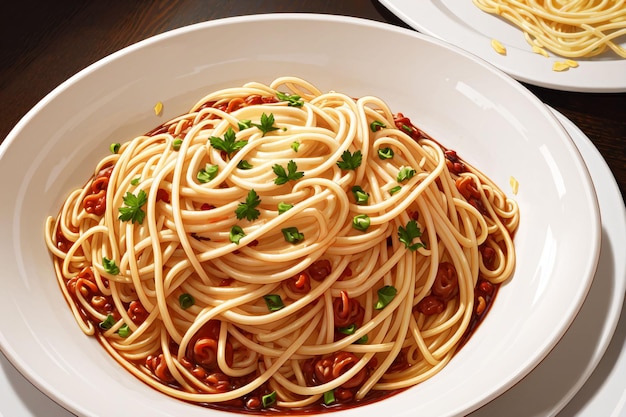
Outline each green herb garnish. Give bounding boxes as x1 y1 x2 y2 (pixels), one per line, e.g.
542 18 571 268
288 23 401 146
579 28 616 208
102 257 120 275
378 147 394 160
278 202 293 214
273 160 304 185
375 285 398 310
117 324 131 338
235 189 261 221
389 185 402 195
99 314 115 330
130 177 141 186
277 91 304 107
238 119 252 130
179 293 195 309
351 185 369 205
352 214 371 232
262 391 278 408
338 324 357 335
110 143 121 153
237 160 253 170
282 227 304 244
336 149 362 170
118 190 147 224
397 166 416 183
323 390 336 405
398 219 425 251
172 138 183 151
197 164 219 183
209 127 247 158
263 295 285 312
370 120 386 132
291 141 300 152
229 225 246 245
252 113 280 137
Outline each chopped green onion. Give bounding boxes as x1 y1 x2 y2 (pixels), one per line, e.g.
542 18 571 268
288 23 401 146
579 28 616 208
338 324 357 335
351 185 369 205
238 119 252 130
370 120 386 132
102 257 120 275
262 391 277 408
323 390 336 405
117 324 131 338
378 147 394 160
375 285 398 310
110 143 121 153
130 177 141 186
355 334 369 344
389 185 402 195
263 295 285 312
229 225 246 244
401 124 412 134
282 227 304 244
237 160 253 170
172 138 183 150
278 202 293 214
291 141 300 152
179 293 195 309
99 314 115 330
397 166 416 183
352 214 370 232
197 164 219 183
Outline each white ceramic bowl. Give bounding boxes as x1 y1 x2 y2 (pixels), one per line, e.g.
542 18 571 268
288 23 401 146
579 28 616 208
0 14 600 417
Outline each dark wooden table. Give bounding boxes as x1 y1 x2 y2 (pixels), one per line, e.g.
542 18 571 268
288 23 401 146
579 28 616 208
1 1 625 202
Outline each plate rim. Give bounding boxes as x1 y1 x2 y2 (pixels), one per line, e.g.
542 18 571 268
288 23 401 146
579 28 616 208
0 12 602 417
377 0 626 93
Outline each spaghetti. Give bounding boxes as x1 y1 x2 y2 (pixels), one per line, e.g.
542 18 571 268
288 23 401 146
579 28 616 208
45 77 519 412
473 0 626 58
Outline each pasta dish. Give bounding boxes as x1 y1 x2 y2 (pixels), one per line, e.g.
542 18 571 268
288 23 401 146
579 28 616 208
473 0 626 58
45 77 519 412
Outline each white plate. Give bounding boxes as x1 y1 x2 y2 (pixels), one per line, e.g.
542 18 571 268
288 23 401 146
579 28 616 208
470 109 626 417
378 0 626 92
0 14 600 417
1 107 621 417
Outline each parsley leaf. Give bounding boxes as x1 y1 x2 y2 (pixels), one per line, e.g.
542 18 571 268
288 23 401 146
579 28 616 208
336 150 362 170
276 91 304 107
252 113 280 137
118 190 147 224
235 189 261 221
375 285 398 310
273 160 304 185
103 257 120 275
398 219 425 251
237 160 253 170
209 127 247 158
